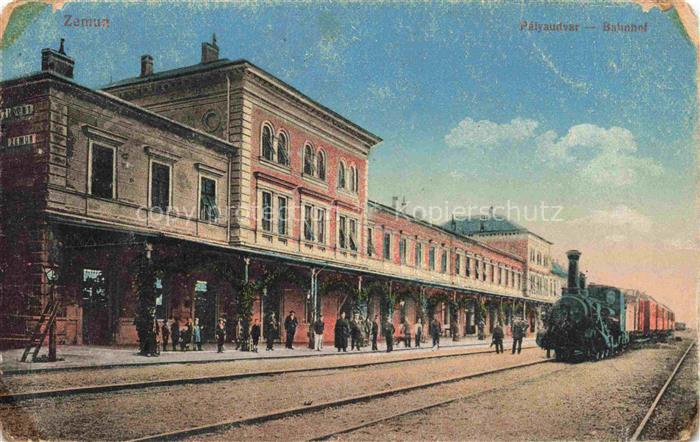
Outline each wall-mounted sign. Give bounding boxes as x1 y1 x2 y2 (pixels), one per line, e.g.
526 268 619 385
5 134 36 147
0 104 34 121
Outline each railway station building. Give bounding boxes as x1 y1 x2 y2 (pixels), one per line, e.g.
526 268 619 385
0 38 560 348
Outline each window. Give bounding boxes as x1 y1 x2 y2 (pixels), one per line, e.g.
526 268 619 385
466 257 471 277
399 237 407 264
277 196 288 235
429 247 436 271
262 125 274 161
440 251 447 273
490 264 495 283
316 208 326 243
348 219 357 251
415 242 422 268
383 232 391 260
277 132 289 166
482 262 487 281
151 162 170 211
304 205 315 241
200 177 218 221
304 145 315 175
474 259 480 279
90 143 114 199
261 191 272 232
367 228 374 256
339 215 347 249
455 254 461 275
317 151 326 180
349 166 358 193
338 162 346 189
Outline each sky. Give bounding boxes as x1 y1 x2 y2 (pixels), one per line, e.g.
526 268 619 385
1 1 697 322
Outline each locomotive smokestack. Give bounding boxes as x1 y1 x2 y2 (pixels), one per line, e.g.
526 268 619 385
566 250 581 292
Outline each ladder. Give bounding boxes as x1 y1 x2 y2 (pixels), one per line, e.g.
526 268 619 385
20 299 59 362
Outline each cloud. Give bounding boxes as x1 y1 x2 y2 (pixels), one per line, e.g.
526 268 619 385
570 205 653 234
444 117 539 149
536 124 663 186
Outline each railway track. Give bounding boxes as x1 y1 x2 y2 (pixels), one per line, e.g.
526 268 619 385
0 345 537 403
629 341 696 441
128 358 554 442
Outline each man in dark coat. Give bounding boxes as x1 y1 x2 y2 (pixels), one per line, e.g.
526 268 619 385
350 314 363 351
161 320 170 352
371 315 379 351
250 318 261 353
384 317 395 352
284 311 298 349
215 318 226 353
492 322 504 354
512 319 525 354
265 312 278 351
170 318 179 352
430 317 442 350
334 312 350 352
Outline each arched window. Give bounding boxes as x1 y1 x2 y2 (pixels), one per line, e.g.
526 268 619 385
337 161 346 189
304 144 315 175
262 124 274 161
317 150 326 180
277 131 288 166
349 166 358 193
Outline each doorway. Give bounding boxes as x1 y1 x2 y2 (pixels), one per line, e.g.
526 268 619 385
194 280 217 341
81 268 111 345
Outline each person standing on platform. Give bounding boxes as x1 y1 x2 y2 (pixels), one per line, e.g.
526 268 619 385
193 318 202 351
402 319 411 348
161 320 170 352
313 314 325 351
266 312 278 351
477 318 485 340
250 318 261 353
492 322 504 354
152 319 161 356
334 311 350 352
371 315 379 351
384 317 395 352
170 318 179 352
512 319 525 354
216 318 226 353
284 311 298 349
430 317 441 350
414 318 423 348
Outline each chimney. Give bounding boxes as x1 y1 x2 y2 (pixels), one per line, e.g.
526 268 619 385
579 272 587 290
566 250 581 292
201 33 219 64
391 196 398 210
41 38 74 79
400 196 407 212
140 55 153 77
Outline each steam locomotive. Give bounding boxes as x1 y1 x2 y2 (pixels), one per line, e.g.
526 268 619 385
537 250 675 362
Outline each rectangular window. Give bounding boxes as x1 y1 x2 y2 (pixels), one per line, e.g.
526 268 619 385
200 177 218 221
277 196 287 235
348 219 357 251
399 238 407 264
429 247 436 271
415 242 422 268
261 191 272 232
482 262 487 281
367 228 374 256
490 264 495 283
316 208 326 243
466 257 471 277
475 260 480 279
338 215 347 248
383 233 391 260
440 251 447 273
304 205 315 241
151 162 170 211
455 254 461 275
90 144 114 199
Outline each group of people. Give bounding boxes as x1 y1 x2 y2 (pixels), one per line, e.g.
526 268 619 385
490 318 528 354
142 311 529 357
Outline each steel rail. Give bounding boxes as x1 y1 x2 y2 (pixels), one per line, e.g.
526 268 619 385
127 358 552 442
0 346 538 403
629 341 695 441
